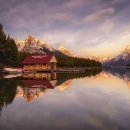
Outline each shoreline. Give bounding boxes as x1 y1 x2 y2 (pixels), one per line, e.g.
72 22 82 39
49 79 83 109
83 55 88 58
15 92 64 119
0 67 102 74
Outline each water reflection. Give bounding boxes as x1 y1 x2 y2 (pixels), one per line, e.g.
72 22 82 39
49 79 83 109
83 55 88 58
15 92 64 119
1 69 130 130
0 69 101 114
105 68 130 87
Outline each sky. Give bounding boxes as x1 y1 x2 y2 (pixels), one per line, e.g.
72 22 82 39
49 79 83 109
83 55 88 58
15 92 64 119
0 0 130 58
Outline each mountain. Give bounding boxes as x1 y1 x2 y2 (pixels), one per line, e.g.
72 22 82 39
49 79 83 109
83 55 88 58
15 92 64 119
15 40 25 51
16 35 73 57
91 56 110 62
16 79 72 102
58 45 74 57
16 35 54 54
104 45 130 66
57 80 72 92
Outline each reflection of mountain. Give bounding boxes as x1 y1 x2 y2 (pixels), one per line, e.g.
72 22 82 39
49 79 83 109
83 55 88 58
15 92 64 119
16 79 72 102
0 69 102 110
105 68 130 79
16 85 47 102
58 80 72 92
17 79 73 101
105 68 130 87
16 70 102 101
17 79 56 102
16 78 71 101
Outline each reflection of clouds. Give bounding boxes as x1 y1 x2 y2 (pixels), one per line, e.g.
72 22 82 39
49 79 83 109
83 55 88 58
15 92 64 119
1 72 130 129
1 75 130 130
86 117 118 130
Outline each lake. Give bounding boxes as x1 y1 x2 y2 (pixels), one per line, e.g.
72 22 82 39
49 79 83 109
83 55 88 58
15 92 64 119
0 69 130 130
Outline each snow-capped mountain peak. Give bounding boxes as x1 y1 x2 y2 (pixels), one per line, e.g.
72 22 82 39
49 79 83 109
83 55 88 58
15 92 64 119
58 45 67 51
104 45 130 66
15 36 75 57
124 45 130 54
16 35 55 54
23 35 44 54
58 45 74 57
25 35 37 42
15 39 25 51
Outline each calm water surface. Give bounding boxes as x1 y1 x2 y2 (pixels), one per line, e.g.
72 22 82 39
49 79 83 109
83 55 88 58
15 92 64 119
0 70 130 130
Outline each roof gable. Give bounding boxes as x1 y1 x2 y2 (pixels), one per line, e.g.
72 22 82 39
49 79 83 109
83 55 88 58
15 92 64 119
22 54 56 64
50 56 57 63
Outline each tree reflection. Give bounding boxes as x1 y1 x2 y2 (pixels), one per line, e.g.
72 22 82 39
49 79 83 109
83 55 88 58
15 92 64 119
57 69 102 80
0 78 19 115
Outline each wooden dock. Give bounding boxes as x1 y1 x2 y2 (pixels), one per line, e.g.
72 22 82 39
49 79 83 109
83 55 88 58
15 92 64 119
58 68 83 73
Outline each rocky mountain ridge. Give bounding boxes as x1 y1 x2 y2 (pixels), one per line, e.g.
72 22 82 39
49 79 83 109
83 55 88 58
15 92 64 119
104 45 130 66
16 35 74 57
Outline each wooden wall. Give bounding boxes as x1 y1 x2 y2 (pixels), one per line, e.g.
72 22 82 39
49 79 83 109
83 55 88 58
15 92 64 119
23 63 56 71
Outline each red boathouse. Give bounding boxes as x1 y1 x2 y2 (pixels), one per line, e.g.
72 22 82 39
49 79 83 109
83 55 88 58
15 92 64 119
22 54 57 72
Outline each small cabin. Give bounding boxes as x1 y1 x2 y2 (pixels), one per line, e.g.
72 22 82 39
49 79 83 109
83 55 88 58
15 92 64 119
22 54 57 72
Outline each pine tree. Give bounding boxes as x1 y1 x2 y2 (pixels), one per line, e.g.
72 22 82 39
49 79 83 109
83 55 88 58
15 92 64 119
0 24 18 66
6 35 18 66
0 24 7 64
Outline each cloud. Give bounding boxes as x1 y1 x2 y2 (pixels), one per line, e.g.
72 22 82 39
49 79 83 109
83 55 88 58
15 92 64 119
100 19 114 34
64 0 87 9
0 0 130 57
42 12 74 24
84 8 115 23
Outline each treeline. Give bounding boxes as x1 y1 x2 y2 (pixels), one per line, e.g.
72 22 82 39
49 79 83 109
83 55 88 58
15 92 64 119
56 56 102 67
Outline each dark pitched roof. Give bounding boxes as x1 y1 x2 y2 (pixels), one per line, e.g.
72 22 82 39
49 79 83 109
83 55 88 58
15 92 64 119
22 54 54 64
21 80 54 88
